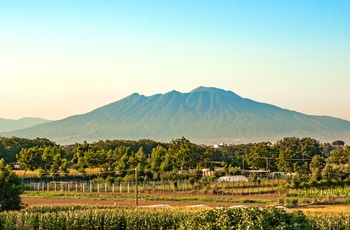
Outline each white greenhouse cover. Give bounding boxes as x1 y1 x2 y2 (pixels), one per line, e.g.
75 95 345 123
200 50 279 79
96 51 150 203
218 175 248 182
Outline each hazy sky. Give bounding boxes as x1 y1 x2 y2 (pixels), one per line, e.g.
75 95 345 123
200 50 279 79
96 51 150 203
1 1 350 121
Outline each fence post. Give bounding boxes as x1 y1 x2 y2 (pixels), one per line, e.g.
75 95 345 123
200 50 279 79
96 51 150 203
135 167 138 206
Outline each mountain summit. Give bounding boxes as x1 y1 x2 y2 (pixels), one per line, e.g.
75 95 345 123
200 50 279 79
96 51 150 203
3 87 350 144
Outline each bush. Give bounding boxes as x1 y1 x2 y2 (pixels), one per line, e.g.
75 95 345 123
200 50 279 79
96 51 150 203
188 177 196 186
0 159 23 211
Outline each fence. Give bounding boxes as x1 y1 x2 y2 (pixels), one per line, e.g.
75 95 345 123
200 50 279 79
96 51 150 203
28 179 284 196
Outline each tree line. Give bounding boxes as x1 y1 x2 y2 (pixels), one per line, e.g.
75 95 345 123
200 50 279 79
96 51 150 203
1 136 349 183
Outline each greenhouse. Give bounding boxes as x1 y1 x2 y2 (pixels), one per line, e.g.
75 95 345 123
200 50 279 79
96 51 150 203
218 175 248 182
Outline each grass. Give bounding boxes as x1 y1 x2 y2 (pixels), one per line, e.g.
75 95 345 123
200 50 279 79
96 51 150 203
298 205 350 213
23 191 126 200
15 168 103 177
22 191 272 204
141 195 270 204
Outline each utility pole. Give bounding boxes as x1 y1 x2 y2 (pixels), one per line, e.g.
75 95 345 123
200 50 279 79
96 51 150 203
135 167 138 207
242 155 245 169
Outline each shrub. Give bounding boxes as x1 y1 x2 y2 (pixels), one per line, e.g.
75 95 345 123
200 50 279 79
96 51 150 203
0 159 23 211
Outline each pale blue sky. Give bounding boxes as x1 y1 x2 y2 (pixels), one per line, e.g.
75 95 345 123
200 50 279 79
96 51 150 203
1 0 350 121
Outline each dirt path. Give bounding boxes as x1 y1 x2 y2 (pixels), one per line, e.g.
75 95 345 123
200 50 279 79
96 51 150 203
21 195 350 212
22 192 278 208
22 197 263 207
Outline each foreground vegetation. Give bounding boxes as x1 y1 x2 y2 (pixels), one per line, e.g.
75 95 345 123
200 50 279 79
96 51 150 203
0 206 313 230
1 205 350 230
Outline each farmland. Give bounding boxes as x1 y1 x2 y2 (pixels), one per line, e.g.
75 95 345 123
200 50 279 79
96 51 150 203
2 137 350 228
1 204 350 229
15 187 350 229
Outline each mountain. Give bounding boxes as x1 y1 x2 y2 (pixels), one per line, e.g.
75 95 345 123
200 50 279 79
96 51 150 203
0 117 52 133
3 87 350 144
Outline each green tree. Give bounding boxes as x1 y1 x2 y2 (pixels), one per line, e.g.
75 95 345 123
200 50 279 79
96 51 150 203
102 149 114 171
332 140 345 147
300 137 322 159
169 137 202 172
0 159 23 211
321 142 335 157
328 147 350 165
276 137 311 173
70 141 91 173
83 149 106 172
246 142 277 170
134 147 147 170
0 137 55 164
42 146 69 177
16 146 43 175
310 155 326 172
220 144 251 167
160 152 174 172
112 146 132 177
148 145 167 172
276 137 322 173
200 147 219 170
322 163 340 180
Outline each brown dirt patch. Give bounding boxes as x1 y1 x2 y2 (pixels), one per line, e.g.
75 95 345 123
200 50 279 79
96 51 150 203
22 197 232 207
22 192 279 208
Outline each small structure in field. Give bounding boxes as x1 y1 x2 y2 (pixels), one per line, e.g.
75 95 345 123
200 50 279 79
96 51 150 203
218 175 248 182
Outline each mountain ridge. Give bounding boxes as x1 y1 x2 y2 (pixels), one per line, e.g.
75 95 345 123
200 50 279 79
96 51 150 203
0 117 52 133
2 87 350 144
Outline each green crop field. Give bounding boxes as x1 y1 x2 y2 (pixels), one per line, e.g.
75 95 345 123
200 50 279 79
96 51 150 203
1 205 350 230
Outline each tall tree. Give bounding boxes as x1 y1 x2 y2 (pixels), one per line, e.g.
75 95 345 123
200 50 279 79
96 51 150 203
276 137 302 173
246 142 277 170
300 137 322 160
148 145 167 172
42 146 69 177
310 155 326 172
328 147 350 165
169 137 202 172
16 146 43 173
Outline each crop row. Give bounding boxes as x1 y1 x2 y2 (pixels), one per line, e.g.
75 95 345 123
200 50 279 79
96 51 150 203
2 206 349 230
292 187 350 198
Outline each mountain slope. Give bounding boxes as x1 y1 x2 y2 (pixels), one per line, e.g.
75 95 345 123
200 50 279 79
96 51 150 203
3 87 350 144
0 117 52 132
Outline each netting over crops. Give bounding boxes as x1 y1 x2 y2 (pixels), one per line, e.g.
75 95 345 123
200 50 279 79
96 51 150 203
218 175 248 182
